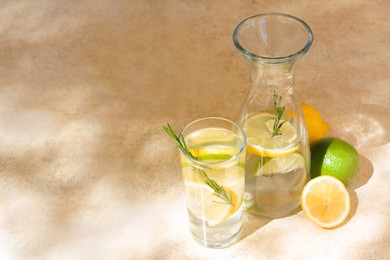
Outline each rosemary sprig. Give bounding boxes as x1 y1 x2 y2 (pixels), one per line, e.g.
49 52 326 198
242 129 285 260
272 92 286 137
163 123 233 205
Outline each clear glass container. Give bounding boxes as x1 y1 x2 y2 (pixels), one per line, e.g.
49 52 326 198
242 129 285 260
179 117 246 248
233 13 313 218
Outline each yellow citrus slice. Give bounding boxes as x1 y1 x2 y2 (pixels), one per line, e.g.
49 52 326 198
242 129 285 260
242 112 299 157
184 181 239 226
203 186 239 227
301 175 350 229
254 152 304 176
182 165 244 226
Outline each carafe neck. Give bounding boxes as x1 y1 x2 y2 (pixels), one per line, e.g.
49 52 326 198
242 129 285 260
233 13 313 91
249 60 298 90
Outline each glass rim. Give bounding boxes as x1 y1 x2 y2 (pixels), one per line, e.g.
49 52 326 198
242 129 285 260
233 12 313 64
179 117 247 167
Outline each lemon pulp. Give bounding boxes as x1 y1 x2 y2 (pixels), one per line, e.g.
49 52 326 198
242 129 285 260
301 175 351 228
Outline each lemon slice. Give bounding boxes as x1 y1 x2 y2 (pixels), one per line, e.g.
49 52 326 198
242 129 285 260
254 153 304 176
184 181 239 226
301 176 351 229
242 112 299 157
183 166 244 226
203 187 238 227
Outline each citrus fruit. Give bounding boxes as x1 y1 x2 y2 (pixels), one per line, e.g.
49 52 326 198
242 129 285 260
180 147 245 169
203 186 239 226
242 112 299 157
301 102 329 145
180 147 237 167
184 181 240 227
254 152 304 176
182 165 244 226
301 175 350 228
189 147 239 161
310 137 360 186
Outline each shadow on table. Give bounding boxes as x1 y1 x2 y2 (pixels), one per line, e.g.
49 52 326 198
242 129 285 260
341 154 374 227
238 213 272 242
239 153 374 235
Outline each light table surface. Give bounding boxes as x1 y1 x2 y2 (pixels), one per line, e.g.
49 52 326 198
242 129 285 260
0 0 389 259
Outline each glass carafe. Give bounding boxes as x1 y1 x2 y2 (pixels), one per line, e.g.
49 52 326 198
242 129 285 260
233 13 313 218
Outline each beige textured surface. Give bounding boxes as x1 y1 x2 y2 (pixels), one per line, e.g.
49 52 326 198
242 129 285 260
0 0 389 259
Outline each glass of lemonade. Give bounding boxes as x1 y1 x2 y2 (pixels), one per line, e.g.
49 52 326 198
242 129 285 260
179 117 246 248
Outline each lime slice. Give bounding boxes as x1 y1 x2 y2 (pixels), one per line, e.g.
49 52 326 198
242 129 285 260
181 147 242 169
254 153 304 176
242 112 299 157
190 147 239 161
253 156 272 175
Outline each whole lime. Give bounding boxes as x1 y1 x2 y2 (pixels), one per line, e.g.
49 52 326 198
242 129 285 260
310 137 360 186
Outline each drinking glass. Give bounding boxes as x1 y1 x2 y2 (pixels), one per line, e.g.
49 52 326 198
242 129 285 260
179 117 246 248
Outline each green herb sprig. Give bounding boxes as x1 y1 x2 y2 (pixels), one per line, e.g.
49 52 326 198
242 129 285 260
163 123 233 205
272 92 286 137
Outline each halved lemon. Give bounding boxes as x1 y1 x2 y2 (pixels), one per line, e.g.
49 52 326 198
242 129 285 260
254 152 304 176
242 112 299 157
301 175 351 229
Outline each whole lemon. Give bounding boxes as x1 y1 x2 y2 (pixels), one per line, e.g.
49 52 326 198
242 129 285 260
301 102 329 145
310 137 360 186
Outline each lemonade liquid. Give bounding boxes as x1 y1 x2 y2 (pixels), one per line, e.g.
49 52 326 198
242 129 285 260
241 112 310 218
244 148 308 218
180 127 245 248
